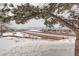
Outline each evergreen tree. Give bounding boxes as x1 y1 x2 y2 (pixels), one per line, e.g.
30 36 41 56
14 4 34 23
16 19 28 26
3 3 79 55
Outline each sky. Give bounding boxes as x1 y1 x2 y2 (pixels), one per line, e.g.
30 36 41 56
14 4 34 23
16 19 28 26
6 19 69 30
6 19 46 29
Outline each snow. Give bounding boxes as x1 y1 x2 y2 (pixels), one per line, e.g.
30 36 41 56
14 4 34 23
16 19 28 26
3 32 13 36
0 35 76 56
3 32 24 37
14 32 23 37
0 39 16 49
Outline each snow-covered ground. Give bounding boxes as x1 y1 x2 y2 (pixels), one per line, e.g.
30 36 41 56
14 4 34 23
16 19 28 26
0 35 76 56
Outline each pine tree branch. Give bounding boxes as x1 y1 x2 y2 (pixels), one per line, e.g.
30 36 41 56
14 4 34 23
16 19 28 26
49 13 77 31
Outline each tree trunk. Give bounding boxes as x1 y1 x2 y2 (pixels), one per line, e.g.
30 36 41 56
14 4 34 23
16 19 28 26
75 31 79 56
49 13 79 56
0 22 3 37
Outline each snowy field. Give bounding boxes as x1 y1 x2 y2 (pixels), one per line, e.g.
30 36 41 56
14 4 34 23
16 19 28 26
0 35 76 56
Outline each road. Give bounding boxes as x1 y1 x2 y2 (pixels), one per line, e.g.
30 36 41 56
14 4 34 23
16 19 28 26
24 31 68 40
